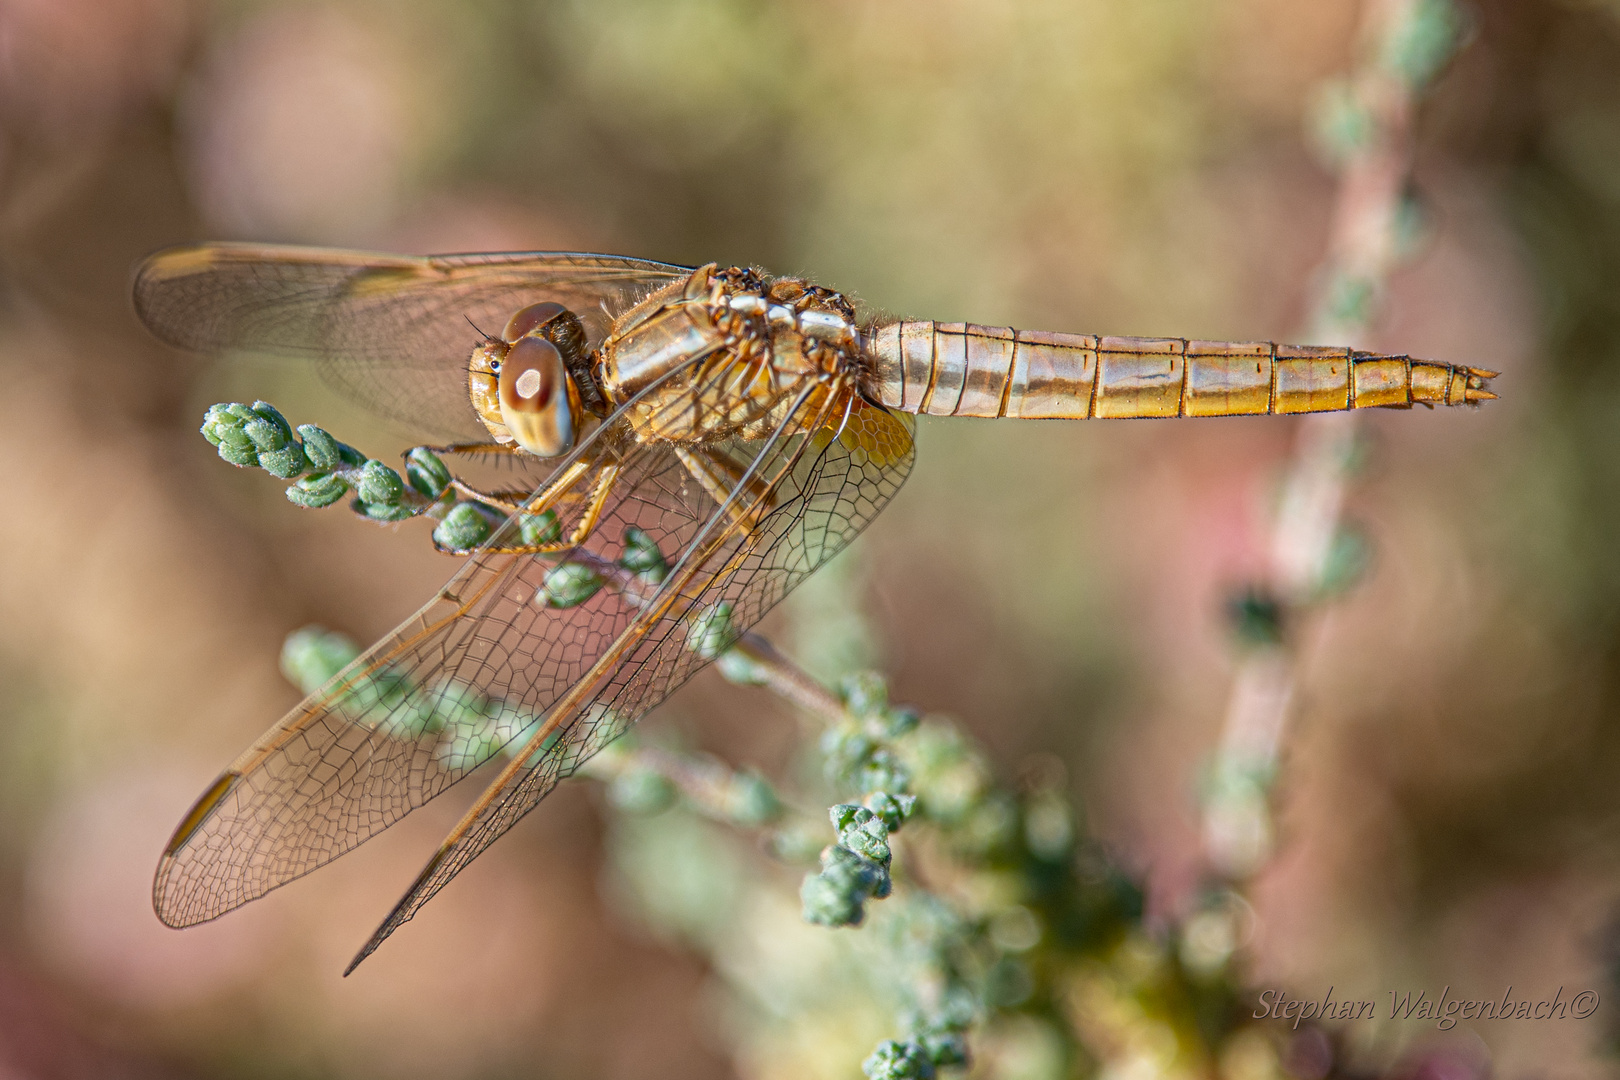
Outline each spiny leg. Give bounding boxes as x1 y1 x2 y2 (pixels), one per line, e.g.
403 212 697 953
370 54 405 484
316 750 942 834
424 441 531 459
448 456 590 518
470 462 626 556
435 455 624 557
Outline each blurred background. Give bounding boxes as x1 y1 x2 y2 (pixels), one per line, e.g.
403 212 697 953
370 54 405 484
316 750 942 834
0 0 1615 1076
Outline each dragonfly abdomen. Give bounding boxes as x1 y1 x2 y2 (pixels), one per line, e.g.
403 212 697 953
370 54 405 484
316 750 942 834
862 322 1496 418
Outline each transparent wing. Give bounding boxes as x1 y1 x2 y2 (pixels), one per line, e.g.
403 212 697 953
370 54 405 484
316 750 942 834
132 244 691 440
152 378 914 939
152 420 708 926
346 389 915 970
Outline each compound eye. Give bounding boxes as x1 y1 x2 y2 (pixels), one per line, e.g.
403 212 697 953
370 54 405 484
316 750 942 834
502 301 568 344
498 335 575 456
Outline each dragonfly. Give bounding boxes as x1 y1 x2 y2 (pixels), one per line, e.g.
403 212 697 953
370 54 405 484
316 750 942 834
132 243 1497 973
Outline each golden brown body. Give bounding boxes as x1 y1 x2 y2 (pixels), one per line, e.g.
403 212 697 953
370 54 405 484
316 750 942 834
863 321 1495 419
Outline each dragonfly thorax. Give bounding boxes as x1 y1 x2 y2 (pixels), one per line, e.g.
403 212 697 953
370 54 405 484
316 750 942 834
598 264 861 445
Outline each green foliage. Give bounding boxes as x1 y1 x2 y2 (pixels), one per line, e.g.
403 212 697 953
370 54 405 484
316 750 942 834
685 601 739 659
286 472 349 509
619 525 669 583
202 402 309 477
279 626 360 695
434 503 493 550
862 1039 935 1080
404 446 452 498
542 562 604 608
519 508 562 546
1379 0 1468 91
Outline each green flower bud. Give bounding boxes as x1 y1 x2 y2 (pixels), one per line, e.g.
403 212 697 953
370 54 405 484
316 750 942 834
863 792 917 832
520 508 562 547
1308 79 1372 167
374 702 438 741
1323 272 1376 330
725 770 782 826
715 647 769 685
334 666 411 718
832 804 891 865
1315 525 1371 599
297 425 343 470
250 401 294 443
830 803 869 833
930 986 979 1032
434 713 503 770
434 503 493 550
424 680 488 731
878 705 920 739
840 671 888 717
1380 0 1465 90
542 562 604 608
225 402 260 425
243 417 287 453
801 871 861 927
404 447 452 499
217 439 259 467
862 1041 935 1080
257 442 309 479
857 749 910 795
483 708 553 766
619 526 668 583
768 821 829 864
608 768 677 815
200 403 239 445
352 498 414 523
286 472 349 509
357 459 405 506
802 843 891 926
686 601 737 659
917 1033 967 1068
280 625 360 695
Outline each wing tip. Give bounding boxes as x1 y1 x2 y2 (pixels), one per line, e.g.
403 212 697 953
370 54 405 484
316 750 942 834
344 844 453 976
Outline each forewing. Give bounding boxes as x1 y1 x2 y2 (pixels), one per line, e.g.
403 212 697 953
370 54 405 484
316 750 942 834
132 244 691 440
346 392 916 969
152 434 711 928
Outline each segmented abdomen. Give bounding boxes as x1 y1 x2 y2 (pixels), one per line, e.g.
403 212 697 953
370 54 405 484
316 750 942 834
861 322 1496 418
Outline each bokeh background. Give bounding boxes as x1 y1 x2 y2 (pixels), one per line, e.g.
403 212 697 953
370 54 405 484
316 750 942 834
0 0 1617 1075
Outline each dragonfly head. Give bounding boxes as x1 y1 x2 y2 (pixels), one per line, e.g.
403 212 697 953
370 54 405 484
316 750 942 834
468 302 587 457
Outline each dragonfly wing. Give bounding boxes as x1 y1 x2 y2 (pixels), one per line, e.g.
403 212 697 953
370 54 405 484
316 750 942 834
346 391 916 970
153 431 707 928
132 244 692 440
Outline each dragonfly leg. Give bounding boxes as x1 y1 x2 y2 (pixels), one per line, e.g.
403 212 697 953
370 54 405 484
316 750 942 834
463 460 626 556
674 447 776 534
561 463 623 546
444 457 593 518
424 441 530 459
436 455 623 556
